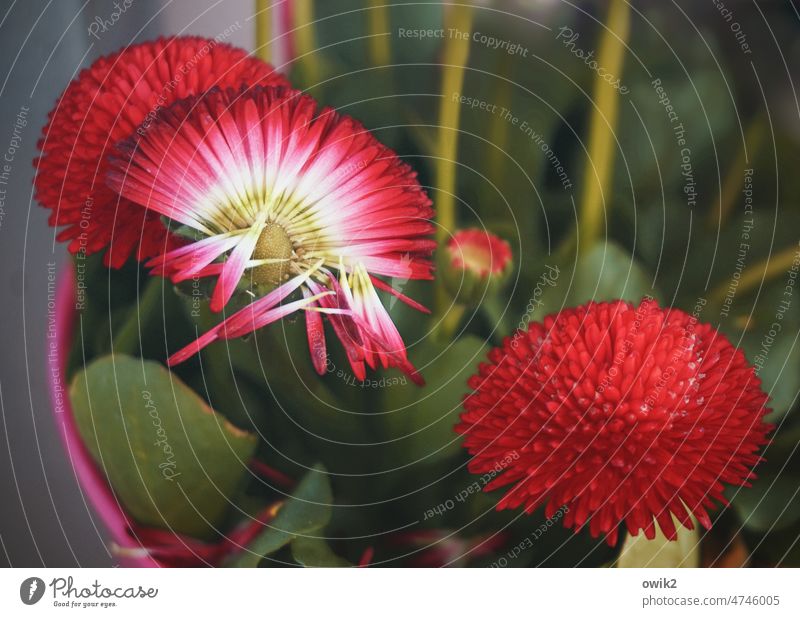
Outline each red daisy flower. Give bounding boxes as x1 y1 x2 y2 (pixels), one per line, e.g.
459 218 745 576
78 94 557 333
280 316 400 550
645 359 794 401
456 299 771 546
35 36 288 267
108 86 434 383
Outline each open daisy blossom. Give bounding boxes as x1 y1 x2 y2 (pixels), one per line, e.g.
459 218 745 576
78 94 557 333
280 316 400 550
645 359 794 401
108 86 434 383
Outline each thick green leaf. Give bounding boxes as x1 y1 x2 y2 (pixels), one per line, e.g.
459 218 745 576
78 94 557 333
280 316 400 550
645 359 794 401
751 333 800 422
233 464 332 567
569 242 658 305
720 280 800 424
536 241 657 316
69 354 257 538
383 335 488 465
291 537 350 567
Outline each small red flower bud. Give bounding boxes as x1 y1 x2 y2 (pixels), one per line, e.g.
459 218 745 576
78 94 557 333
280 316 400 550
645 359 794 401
441 229 513 305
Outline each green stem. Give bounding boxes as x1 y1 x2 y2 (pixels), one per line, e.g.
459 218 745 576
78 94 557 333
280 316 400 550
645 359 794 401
706 113 766 229
434 5 474 319
709 242 800 307
435 4 473 245
293 0 322 88
112 276 163 356
483 58 513 209
254 0 272 63
437 304 466 341
366 0 391 67
575 0 630 254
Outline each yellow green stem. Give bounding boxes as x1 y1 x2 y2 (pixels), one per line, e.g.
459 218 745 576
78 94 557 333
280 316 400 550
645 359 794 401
576 0 630 254
485 58 513 201
710 242 800 306
435 4 473 245
254 0 272 63
434 5 473 320
706 113 766 229
293 0 321 87
367 0 391 67
438 304 466 341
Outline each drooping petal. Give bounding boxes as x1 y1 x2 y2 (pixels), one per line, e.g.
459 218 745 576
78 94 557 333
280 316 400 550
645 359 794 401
303 288 328 376
147 231 245 282
313 269 423 385
168 267 324 365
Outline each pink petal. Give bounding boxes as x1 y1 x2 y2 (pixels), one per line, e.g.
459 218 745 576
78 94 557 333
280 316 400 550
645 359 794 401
209 225 261 312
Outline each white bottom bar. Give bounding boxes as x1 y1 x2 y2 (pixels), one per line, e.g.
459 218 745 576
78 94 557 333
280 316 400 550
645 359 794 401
1 568 797 616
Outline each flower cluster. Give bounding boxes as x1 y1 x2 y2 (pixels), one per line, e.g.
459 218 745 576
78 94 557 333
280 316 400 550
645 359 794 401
36 34 774 562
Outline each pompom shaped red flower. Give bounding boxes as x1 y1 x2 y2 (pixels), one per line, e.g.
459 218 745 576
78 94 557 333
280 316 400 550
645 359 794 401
456 299 771 546
35 36 287 267
108 86 434 382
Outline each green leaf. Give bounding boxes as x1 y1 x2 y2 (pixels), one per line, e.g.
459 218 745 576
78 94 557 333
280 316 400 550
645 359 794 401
569 241 658 305
536 241 658 316
732 470 800 533
291 537 350 567
69 354 257 538
232 464 332 567
617 516 700 568
751 333 800 422
383 335 488 465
